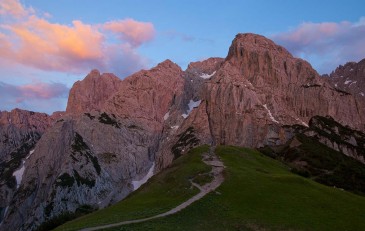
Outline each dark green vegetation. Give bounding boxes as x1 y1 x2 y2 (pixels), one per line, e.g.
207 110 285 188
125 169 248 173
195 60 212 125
54 145 211 231
55 173 74 187
36 205 96 231
71 132 101 175
260 116 365 195
309 116 365 158
171 127 200 159
192 173 213 186
55 146 365 231
58 132 102 189
0 132 40 189
98 112 120 128
261 134 365 195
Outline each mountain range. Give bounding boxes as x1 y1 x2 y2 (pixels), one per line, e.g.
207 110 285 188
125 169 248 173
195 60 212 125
0 33 364 231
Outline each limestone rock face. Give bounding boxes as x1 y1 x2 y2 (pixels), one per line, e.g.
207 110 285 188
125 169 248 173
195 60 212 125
105 60 185 132
187 58 224 76
326 58 365 98
66 69 122 114
1 60 186 231
0 109 54 224
1 112 154 230
204 33 365 148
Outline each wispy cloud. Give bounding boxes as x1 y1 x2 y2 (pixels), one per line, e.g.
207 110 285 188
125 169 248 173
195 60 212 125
0 0 33 18
103 19 155 47
0 81 69 102
0 0 155 77
0 81 69 114
271 17 365 74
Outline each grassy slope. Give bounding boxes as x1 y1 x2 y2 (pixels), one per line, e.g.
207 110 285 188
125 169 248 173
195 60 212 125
99 146 365 231
55 145 211 231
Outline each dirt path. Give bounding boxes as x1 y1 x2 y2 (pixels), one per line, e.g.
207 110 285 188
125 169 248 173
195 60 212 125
80 148 224 231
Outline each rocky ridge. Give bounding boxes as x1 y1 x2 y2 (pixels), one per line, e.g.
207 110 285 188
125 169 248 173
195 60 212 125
66 70 123 114
325 58 365 99
1 33 365 231
0 109 55 225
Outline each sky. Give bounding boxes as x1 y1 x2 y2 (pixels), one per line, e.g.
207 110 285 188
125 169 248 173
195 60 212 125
0 0 364 114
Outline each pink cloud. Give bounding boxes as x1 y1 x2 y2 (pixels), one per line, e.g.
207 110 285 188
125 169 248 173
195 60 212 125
103 19 155 47
0 0 32 18
0 0 155 76
271 18 365 73
0 81 69 113
0 81 69 102
1 16 105 72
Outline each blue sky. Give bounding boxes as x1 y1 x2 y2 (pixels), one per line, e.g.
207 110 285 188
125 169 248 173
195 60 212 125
1 0 364 113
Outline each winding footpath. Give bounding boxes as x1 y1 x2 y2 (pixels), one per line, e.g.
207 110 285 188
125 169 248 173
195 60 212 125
80 148 225 231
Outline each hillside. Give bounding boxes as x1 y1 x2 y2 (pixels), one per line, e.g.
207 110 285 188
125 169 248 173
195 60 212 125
55 146 365 231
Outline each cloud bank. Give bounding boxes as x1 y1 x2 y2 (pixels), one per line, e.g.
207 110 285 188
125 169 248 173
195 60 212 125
271 17 365 74
0 0 155 77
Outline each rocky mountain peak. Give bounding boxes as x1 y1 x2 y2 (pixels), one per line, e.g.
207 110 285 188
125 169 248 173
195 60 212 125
0 108 52 130
66 69 122 114
326 58 365 99
155 59 181 70
86 69 101 78
186 57 224 75
226 33 292 61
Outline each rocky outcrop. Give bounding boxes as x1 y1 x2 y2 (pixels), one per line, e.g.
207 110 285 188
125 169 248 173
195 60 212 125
1 112 155 230
325 58 365 99
259 116 365 194
105 60 185 132
66 70 122 114
304 116 365 163
203 33 365 148
1 60 187 231
0 109 54 225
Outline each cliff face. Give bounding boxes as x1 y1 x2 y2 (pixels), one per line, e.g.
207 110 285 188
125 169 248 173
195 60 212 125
3 112 155 230
1 33 365 231
326 58 365 98
0 109 54 225
204 34 365 148
66 69 123 114
1 60 186 230
105 59 185 132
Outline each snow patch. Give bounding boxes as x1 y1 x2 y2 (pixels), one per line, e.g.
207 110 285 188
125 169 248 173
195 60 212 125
132 163 155 191
12 149 34 189
163 112 170 121
349 81 357 86
171 125 179 129
360 92 364 96
344 80 352 85
263 104 279 123
12 162 25 189
182 99 201 118
296 118 309 127
335 83 338 87
200 71 216 79
350 68 354 71
26 150 34 159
